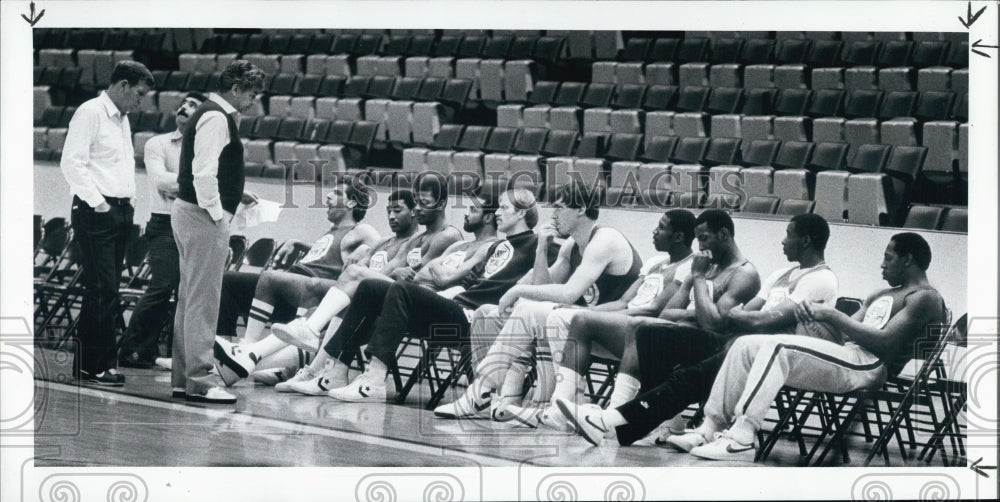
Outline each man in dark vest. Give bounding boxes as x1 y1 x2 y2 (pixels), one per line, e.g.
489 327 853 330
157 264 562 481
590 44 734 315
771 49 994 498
171 60 266 404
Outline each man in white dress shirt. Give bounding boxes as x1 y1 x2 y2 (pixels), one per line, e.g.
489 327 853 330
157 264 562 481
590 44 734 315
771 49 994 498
60 61 154 386
118 91 206 369
171 60 266 403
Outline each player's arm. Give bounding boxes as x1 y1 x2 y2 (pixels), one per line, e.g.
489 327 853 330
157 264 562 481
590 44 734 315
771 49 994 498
658 274 697 322
589 275 644 312
729 272 837 333
272 238 312 268
341 224 380 259
413 240 463 285
693 267 761 334
502 230 619 309
427 240 494 288
625 273 686 317
801 290 945 360
381 234 421 275
418 227 464 269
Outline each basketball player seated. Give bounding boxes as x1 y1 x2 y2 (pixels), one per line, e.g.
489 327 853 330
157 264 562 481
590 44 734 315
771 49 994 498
210 188 422 385
433 181 645 420
286 188 544 399
570 233 946 462
215 183 380 345
553 214 838 445
215 180 482 388
490 209 698 428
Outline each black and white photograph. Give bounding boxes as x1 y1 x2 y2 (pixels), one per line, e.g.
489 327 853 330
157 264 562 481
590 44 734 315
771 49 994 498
1 1 997 501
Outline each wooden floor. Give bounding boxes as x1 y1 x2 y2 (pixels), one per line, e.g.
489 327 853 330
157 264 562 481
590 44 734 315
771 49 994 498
32 348 939 468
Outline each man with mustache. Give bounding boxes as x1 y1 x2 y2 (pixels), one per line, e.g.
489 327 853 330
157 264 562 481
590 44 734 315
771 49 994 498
118 91 206 369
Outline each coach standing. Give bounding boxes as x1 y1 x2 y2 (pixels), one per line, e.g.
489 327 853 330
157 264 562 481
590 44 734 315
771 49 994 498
61 61 154 386
172 60 266 403
118 91 206 369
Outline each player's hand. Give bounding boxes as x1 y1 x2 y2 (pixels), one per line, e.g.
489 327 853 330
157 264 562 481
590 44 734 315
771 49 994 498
274 241 296 267
536 222 559 246
94 201 111 213
690 250 713 276
391 267 417 281
498 286 522 313
241 191 259 205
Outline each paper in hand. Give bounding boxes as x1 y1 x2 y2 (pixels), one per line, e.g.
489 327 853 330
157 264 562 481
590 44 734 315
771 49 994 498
232 198 282 230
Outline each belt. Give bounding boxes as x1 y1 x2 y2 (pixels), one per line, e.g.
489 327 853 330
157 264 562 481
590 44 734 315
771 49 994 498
104 196 132 206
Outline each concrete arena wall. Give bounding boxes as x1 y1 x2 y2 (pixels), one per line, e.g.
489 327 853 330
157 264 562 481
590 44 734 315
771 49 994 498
33 163 968 316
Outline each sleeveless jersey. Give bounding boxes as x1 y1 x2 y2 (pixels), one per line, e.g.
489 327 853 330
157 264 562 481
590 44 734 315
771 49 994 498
628 254 695 310
569 226 643 307
865 287 948 376
687 258 755 310
454 230 538 310
367 235 411 274
290 224 357 280
759 263 834 334
405 225 462 268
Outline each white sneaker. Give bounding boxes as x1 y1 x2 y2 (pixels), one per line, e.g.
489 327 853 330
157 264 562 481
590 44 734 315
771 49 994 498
213 337 258 386
663 431 708 452
274 367 315 393
289 370 348 396
539 404 575 432
154 357 172 371
493 402 542 428
688 430 758 462
554 397 608 447
272 318 321 351
252 366 296 386
433 387 492 419
185 387 237 404
327 372 387 402
653 414 690 446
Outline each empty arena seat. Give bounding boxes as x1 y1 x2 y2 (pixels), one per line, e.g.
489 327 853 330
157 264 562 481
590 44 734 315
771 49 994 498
939 207 967 232
881 90 957 147
776 199 815 216
806 142 849 172
902 204 946 230
742 196 780 214
814 170 850 222
846 144 892 174
483 127 549 183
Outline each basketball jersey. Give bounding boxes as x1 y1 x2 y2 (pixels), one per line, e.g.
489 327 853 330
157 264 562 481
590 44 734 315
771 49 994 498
405 225 462 268
291 224 357 279
868 287 948 376
627 254 694 310
687 258 755 310
367 235 411 274
569 226 643 307
759 263 834 334
454 230 538 310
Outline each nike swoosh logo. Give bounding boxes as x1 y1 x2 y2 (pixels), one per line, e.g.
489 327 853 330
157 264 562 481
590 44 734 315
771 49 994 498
585 415 609 433
654 437 668 446
359 387 370 398
726 443 755 453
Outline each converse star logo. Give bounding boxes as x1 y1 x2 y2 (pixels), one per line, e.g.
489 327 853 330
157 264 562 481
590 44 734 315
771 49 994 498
318 378 330 391
359 385 371 398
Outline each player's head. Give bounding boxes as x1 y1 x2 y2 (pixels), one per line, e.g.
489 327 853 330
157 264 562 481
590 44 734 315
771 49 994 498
783 214 830 262
218 60 267 113
465 185 500 233
175 91 206 131
413 173 448 226
326 181 371 224
884 232 932 286
107 61 154 114
496 188 538 234
386 189 417 236
551 181 602 237
693 209 736 256
653 209 696 253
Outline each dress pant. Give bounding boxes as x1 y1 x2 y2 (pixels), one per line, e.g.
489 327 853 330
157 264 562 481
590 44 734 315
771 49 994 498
171 199 230 394
120 213 178 363
364 281 471 365
70 195 133 376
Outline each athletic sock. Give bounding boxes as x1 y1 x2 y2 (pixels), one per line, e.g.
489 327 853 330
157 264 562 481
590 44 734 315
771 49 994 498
601 408 628 429
552 366 584 404
244 334 287 359
328 358 350 382
607 373 641 409
498 354 531 405
295 307 307 318
307 288 351 333
255 345 302 372
245 300 274 343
